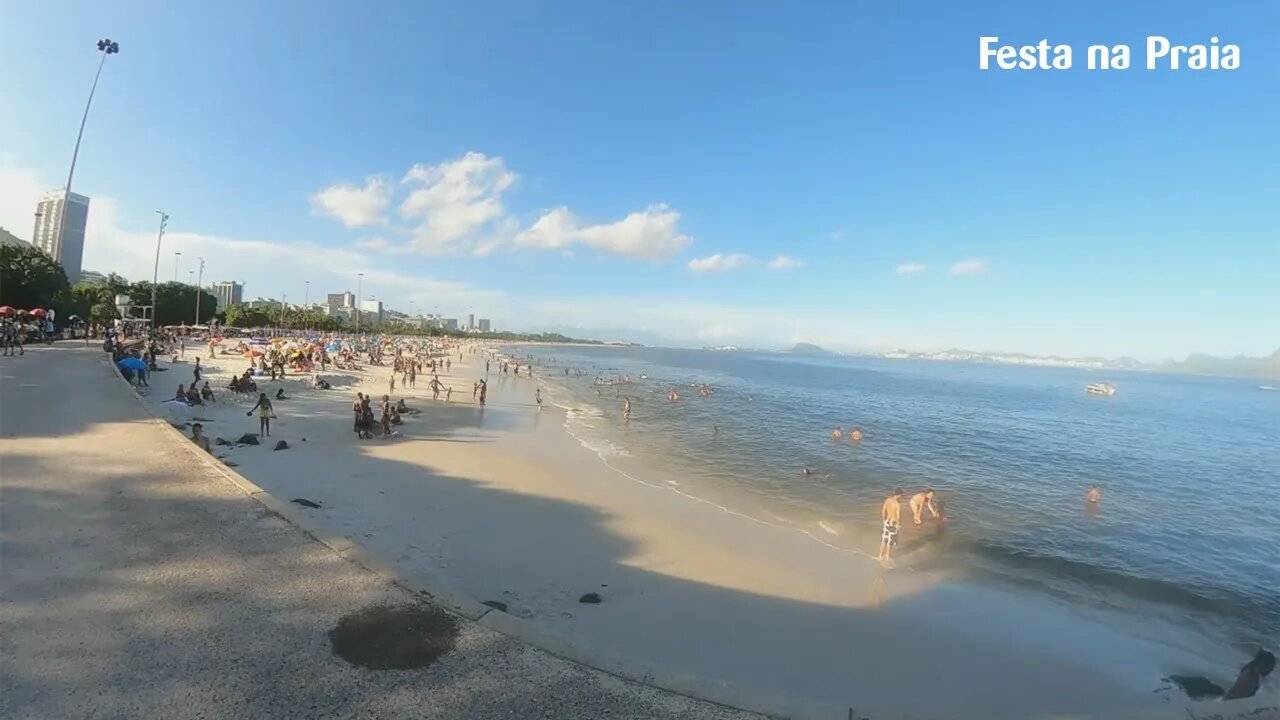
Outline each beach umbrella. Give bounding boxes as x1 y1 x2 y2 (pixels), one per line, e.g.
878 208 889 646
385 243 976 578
243 350 262 358
0 306 13 316
29 308 46 317
117 357 148 371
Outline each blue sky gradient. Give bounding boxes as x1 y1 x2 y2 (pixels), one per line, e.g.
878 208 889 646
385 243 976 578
1 1 1276 359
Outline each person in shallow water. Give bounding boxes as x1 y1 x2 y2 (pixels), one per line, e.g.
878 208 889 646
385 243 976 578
1086 485 1102 503
910 489 939 525
1224 649 1275 700
832 427 843 440
878 489 903 564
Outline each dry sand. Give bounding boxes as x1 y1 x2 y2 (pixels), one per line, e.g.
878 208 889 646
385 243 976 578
141 341 1193 718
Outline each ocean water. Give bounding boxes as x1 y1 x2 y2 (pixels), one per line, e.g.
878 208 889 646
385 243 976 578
517 345 1280 649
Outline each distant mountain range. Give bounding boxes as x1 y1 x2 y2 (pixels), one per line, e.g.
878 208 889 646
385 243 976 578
877 347 1279 378
1160 349 1280 379
789 342 838 357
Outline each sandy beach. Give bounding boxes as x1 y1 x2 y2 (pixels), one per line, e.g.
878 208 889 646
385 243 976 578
140 341 1223 718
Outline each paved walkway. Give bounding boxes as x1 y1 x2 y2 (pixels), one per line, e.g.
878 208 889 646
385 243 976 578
0 345 759 720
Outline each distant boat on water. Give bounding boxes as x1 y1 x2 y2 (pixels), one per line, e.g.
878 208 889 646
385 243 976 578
1086 382 1117 396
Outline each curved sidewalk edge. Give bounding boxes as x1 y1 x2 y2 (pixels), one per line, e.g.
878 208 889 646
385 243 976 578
103 352 1280 720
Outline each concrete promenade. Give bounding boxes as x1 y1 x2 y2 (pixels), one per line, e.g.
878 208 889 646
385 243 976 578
0 345 759 720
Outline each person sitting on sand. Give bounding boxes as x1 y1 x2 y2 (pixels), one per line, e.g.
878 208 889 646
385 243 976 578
185 385 203 406
174 384 189 404
190 423 211 453
1224 649 1275 700
228 375 242 393
1086 485 1102 503
201 381 215 402
910 489 939 525
878 489 904 564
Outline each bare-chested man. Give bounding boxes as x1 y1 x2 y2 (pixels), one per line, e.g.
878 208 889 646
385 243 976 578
878 489 904 564
909 489 939 525
190 423 211 453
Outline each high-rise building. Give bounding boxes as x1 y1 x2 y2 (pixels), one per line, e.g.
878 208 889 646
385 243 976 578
327 291 355 313
32 190 90 283
443 318 459 331
359 298 384 324
477 318 491 333
211 281 244 310
467 313 475 330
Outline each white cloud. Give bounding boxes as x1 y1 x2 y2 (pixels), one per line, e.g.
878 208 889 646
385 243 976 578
949 258 987 276
0 163 46 241
688 253 752 272
309 175 391 228
518 204 691 261
314 153 692 261
767 255 804 270
895 261 927 274
400 152 517 254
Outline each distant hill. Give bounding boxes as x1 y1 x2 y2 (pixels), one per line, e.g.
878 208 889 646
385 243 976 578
789 342 835 356
1162 349 1280 379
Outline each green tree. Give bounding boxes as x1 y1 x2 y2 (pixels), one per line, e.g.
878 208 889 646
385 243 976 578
129 281 218 325
0 244 71 311
223 303 271 328
66 282 110 320
90 302 119 324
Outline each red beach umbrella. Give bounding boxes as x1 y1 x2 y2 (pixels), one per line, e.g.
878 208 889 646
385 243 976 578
29 308 47 317
0 306 13 316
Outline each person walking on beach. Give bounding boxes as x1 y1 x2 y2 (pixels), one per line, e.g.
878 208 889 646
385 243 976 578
247 392 274 437
623 397 631 422
380 395 392 437
193 357 202 384
478 379 487 407
878 489 904 565
536 388 543 411
909 489 939 525
353 393 365 438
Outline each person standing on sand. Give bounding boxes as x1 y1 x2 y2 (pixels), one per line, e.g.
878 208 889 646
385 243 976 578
623 397 631 421
536 388 542 410
193 357 202 384
389 374 395 393
380 395 392 437
353 393 366 438
478 379 487 407
247 393 274 437
909 489 939 525
446 386 452 402
878 489 904 565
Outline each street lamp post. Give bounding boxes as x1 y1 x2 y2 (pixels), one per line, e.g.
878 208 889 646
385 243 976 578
193 257 205 325
304 280 310 332
356 272 363 334
173 251 182 282
57 39 119 279
150 210 168 328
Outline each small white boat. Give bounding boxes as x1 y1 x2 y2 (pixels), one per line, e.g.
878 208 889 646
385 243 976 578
1086 382 1116 396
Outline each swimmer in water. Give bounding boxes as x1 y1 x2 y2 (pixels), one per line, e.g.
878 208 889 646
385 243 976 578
713 425 720 437
1086 485 1102 503
800 467 812 476
832 427 843 440
850 427 863 442
909 489 939 525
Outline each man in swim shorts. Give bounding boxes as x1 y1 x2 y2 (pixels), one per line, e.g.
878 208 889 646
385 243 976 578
879 489 903 564
909 489 939 525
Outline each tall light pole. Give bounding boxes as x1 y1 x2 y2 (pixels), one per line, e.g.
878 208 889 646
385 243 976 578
58 39 120 277
356 272 363 334
150 210 168 328
193 257 205 325
173 251 182 282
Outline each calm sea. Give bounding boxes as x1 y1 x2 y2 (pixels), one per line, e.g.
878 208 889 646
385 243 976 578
519 345 1279 648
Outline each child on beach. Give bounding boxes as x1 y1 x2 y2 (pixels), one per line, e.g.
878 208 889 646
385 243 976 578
247 393 274 437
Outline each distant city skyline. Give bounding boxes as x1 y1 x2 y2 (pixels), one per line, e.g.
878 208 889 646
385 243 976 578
0 3 1275 360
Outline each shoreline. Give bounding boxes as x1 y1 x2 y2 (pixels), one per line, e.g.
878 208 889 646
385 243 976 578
135 341 1249 718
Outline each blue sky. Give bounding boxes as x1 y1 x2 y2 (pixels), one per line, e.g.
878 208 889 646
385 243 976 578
1 1 1276 360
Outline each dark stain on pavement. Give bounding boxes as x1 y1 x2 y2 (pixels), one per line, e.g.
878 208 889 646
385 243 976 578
329 604 458 670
